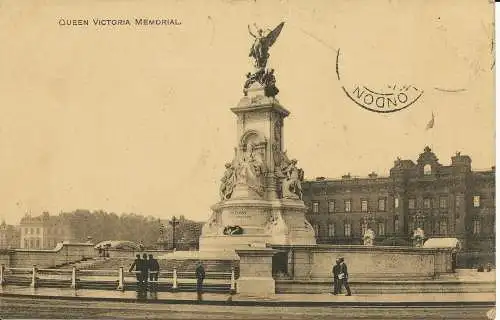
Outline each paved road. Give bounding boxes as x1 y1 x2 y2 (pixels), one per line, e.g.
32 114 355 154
0 297 492 319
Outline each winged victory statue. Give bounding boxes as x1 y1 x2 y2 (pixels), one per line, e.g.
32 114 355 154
244 22 285 97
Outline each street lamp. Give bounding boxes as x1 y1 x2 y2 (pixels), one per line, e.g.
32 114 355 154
169 216 180 251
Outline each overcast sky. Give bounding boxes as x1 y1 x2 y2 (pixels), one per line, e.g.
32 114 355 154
0 0 494 224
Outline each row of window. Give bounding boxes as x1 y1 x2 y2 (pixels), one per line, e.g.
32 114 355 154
312 218 483 237
22 238 59 249
311 195 482 213
312 198 388 213
23 239 40 248
312 222 388 237
23 227 65 235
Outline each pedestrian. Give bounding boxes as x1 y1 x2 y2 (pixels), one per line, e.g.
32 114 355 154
148 254 160 290
338 257 352 296
129 254 143 287
195 260 205 301
141 253 149 288
331 257 342 295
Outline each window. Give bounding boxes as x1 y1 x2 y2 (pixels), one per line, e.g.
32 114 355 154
313 224 320 236
345 200 352 212
408 220 414 233
24 228 28 235
394 217 400 232
378 222 385 236
394 197 399 208
36 239 40 248
423 198 431 209
361 200 368 212
424 164 432 175
473 196 480 208
30 228 34 234
328 224 335 237
378 198 386 211
473 220 481 234
344 223 351 237
328 201 335 213
409 199 416 209
24 239 28 248
439 197 448 209
36 228 40 234
439 221 447 235
449 221 455 234
312 201 319 213
455 195 461 208
30 239 34 248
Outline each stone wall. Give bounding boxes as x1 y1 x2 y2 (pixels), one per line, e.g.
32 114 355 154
274 244 453 281
1 243 96 268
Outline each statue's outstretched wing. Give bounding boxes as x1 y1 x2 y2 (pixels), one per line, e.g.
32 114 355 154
263 22 285 48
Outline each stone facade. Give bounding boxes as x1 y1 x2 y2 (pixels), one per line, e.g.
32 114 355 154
302 147 495 267
19 212 73 249
0 221 20 249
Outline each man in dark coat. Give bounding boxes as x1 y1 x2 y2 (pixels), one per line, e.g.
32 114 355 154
148 254 160 290
331 258 342 295
129 254 143 286
338 257 352 296
195 261 205 301
141 253 149 288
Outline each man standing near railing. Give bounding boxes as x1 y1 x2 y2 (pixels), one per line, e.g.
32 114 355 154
148 254 160 291
195 260 205 301
129 254 143 288
141 253 149 289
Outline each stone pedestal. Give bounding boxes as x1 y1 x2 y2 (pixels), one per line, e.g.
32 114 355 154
235 247 277 297
199 77 315 253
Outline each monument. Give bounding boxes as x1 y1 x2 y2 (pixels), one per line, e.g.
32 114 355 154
199 22 316 251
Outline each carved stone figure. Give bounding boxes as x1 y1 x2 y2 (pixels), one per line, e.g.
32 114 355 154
219 162 236 200
248 22 284 69
413 227 426 247
281 158 304 200
243 68 266 93
262 69 279 97
363 228 375 246
265 211 287 235
235 142 265 195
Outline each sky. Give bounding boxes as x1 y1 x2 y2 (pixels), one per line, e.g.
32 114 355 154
0 0 495 224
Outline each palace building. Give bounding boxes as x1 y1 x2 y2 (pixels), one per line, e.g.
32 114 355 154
302 146 495 267
19 212 73 249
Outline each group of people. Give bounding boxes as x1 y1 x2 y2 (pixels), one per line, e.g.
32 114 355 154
332 257 352 296
128 255 206 300
129 253 160 290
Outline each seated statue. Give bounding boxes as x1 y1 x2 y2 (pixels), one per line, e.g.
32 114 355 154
363 228 375 246
412 227 425 247
280 158 304 200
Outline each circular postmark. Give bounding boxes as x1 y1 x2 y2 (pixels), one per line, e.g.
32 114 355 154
336 49 424 113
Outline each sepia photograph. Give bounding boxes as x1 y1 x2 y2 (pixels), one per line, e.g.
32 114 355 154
0 0 496 318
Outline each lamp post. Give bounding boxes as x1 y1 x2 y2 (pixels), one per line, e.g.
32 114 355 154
169 216 180 251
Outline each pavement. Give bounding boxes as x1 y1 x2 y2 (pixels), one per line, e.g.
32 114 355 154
0 285 495 307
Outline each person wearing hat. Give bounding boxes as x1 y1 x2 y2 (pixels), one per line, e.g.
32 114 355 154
195 260 206 301
129 254 143 287
148 254 160 290
338 257 352 296
331 257 342 295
